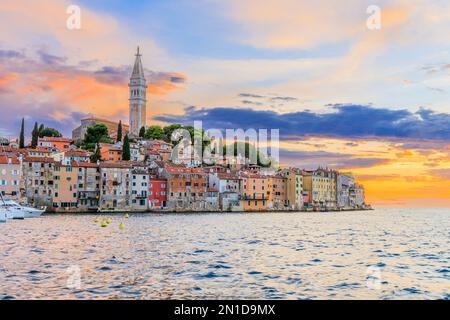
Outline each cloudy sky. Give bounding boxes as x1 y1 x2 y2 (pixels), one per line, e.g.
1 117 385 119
1 0 450 206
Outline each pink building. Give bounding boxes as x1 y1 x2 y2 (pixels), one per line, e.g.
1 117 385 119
0 155 21 200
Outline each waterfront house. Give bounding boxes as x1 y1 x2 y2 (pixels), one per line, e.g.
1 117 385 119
280 169 303 210
131 169 149 211
268 175 288 210
22 157 55 207
240 173 269 211
99 162 132 211
164 165 209 211
0 155 22 201
148 178 167 209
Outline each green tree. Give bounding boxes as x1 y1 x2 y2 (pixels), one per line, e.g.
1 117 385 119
162 124 182 142
144 125 163 139
39 127 62 138
116 120 122 142
82 123 112 150
122 135 131 161
90 144 102 163
31 122 39 148
19 118 25 148
139 126 146 138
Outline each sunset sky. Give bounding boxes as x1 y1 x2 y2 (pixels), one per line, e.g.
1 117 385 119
0 0 449 206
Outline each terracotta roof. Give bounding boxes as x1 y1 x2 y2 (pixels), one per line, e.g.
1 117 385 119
99 161 133 169
0 155 20 165
65 150 90 157
217 172 240 180
240 173 266 179
38 137 74 143
207 188 218 192
23 157 55 163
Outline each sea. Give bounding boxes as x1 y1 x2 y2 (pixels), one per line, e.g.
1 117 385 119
0 208 448 300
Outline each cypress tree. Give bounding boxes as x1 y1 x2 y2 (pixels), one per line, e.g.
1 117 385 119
19 118 25 148
122 135 131 161
116 120 123 142
31 122 39 148
90 144 102 163
139 126 146 138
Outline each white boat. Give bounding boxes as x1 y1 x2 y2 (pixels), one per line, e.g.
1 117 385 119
0 211 6 223
0 194 45 219
2 200 45 218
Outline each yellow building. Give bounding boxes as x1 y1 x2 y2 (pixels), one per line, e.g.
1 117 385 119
240 174 269 211
280 169 303 210
303 169 337 209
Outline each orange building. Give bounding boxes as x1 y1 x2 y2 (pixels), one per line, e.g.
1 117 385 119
38 137 74 151
268 175 288 210
240 173 269 211
52 161 79 211
99 143 122 162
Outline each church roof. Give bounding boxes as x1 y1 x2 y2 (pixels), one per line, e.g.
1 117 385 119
131 46 145 79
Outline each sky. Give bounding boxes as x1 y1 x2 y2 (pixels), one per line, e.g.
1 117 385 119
0 0 449 207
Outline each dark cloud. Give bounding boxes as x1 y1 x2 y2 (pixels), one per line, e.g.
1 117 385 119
279 149 390 170
270 96 298 102
38 50 67 65
155 104 450 141
239 93 265 99
241 100 263 106
0 49 25 59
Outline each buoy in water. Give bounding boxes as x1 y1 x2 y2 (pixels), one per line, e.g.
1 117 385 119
101 220 108 227
119 222 125 230
94 217 99 223
125 213 129 219
106 217 112 224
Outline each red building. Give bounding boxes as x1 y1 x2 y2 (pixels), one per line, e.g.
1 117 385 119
148 179 167 209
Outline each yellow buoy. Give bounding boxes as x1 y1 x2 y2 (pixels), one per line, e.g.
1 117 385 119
125 213 129 219
106 217 112 224
94 217 99 223
119 222 125 230
101 220 108 227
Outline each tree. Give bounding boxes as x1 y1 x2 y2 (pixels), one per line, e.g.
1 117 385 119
139 126 146 138
31 122 39 148
122 135 131 161
90 144 102 163
19 118 25 148
39 127 62 138
116 120 122 142
38 124 44 135
162 124 182 142
144 125 163 140
82 123 112 150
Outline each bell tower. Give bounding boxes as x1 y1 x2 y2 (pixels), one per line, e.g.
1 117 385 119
129 46 147 136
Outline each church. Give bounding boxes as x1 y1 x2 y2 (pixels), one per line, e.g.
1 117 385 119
128 46 148 136
72 47 147 140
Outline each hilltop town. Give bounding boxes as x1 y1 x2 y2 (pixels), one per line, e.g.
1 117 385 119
0 48 368 213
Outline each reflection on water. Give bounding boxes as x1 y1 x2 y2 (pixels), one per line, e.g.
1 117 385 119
0 208 448 300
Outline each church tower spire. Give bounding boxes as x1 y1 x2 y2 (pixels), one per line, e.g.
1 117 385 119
129 46 147 136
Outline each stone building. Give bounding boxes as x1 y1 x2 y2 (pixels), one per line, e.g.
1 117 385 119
99 162 132 211
268 175 288 210
280 169 303 210
22 157 55 207
164 165 209 211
